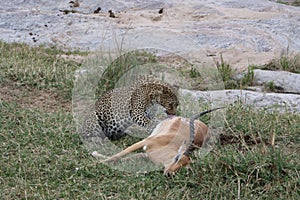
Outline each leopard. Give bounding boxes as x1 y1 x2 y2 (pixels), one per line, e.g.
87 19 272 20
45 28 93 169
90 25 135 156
80 76 179 141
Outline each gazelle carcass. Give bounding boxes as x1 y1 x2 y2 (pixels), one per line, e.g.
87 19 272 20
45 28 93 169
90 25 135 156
95 108 223 175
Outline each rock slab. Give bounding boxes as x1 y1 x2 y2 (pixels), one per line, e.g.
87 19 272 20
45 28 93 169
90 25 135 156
1 0 300 69
180 89 300 113
253 69 300 94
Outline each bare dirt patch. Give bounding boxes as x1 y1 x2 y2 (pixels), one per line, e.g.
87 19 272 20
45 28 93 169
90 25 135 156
0 80 71 113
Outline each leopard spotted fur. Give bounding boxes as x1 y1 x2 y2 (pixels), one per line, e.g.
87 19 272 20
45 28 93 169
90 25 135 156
81 76 179 140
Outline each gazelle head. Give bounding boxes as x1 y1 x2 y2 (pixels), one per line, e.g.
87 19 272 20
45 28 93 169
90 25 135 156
163 107 223 176
164 141 192 175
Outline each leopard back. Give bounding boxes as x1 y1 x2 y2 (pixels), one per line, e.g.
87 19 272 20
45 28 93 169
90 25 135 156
84 77 179 140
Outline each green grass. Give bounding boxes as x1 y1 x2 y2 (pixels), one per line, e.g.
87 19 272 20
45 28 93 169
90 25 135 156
266 81 276 92
1 100 299 199
216 55 254 89
95 50 157 97
189 67 202 78
216 55 238 89
260 50 300 73
276 0 300 7
0 42 81 99
0 42 299 199
216 52 299 91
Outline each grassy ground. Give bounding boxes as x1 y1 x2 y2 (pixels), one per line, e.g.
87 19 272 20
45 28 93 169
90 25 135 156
0 42 299 199
275 0 300 7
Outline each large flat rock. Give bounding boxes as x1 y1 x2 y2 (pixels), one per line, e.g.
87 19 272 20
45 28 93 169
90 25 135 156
1 0 300 70
253 69 300 94
180 89 300 113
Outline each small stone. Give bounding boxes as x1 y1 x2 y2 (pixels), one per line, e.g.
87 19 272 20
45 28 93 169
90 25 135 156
108 10 116 18
94 7 101 14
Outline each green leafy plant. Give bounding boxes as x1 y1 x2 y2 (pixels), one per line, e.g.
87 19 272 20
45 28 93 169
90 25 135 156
189 67 201 78
267 81 275 92
216 55 238 89
241 65 254 86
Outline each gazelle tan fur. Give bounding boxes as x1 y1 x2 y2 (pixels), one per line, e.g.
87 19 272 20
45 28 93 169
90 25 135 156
99 108 222 175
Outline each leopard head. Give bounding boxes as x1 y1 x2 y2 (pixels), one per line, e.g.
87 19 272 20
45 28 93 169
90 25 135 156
160 92 179 116
150 84 179 116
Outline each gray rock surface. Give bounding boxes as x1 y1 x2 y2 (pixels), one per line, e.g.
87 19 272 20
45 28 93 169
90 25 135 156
253 69 300 94
2 0 299 114
1 0 300 69
180 89 300 113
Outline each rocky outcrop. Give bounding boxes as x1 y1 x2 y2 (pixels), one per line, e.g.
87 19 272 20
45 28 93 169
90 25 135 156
1 0 300 70
1 0 299 114
180 66 300 113
180 89 300 113
253 69 300 94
